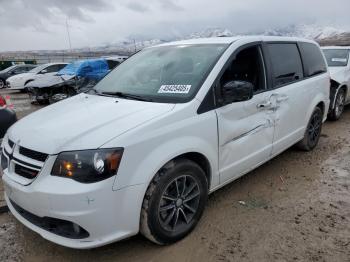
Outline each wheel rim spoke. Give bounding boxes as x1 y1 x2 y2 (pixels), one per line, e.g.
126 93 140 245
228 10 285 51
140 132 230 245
173 209 180 229
183 182 196 198
164 208 176 226
162 195 176 201
179 208 189 224
184 191 200 203
175 179 180 197
183 203 196 213
160 204 175 212
181 176 187 196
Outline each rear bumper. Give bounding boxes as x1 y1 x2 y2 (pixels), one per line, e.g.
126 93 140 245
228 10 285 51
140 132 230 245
2 171 146 249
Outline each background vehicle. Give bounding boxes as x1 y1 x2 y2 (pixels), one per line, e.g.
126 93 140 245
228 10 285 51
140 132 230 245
322 47 350 120
1 37 329 249
0 60 36 71
6 63 67 91
26 58 114 104
0 95 17 145
0 64 37 89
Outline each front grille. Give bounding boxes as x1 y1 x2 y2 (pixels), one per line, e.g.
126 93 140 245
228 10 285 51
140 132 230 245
14 164 38 179
10 199 90 239
19 146 48 162
8 139 14 148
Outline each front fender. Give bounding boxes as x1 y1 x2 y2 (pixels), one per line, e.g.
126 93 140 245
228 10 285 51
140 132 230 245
329 79 348 110
113 135 218 192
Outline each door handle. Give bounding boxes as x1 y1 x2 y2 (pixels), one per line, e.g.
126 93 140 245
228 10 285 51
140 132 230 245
257 101 272 109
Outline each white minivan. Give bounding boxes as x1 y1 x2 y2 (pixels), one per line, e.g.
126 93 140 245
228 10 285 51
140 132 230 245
1 36 330 249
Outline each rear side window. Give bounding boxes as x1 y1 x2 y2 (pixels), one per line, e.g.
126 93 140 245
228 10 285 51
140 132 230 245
57 64 67 71
267 43 303 88
45 65 58 73
299 43 327 77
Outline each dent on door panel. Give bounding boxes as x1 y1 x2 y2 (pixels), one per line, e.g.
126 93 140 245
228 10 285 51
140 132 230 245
218 105 274 177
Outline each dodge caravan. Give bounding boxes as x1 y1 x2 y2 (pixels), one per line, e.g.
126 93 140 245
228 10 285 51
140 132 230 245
1 36 330 248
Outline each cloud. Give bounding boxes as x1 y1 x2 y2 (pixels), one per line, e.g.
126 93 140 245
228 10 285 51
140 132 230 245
0 0 350 51
0 0 113 29
159 0 184 11
126 1 149 12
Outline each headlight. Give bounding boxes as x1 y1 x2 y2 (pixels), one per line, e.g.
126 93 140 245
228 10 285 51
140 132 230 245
51 148 123 183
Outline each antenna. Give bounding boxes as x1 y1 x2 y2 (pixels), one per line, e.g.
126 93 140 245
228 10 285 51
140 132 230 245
66 18 72 52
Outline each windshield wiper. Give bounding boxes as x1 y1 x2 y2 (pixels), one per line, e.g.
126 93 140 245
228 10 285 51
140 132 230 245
101 91 153 102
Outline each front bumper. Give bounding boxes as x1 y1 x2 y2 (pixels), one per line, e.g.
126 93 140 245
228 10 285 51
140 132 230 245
2 170 146 249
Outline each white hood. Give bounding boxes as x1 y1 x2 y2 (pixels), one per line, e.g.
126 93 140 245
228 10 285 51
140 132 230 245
8 94 175 154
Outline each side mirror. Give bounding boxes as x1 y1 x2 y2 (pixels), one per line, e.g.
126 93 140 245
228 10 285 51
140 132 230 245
221 80 254 104
40 69 48 74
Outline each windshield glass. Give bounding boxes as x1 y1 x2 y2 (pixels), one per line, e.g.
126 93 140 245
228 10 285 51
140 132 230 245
1 65 17 73
29 64 49 74
323 49 350 67
93 44 228 103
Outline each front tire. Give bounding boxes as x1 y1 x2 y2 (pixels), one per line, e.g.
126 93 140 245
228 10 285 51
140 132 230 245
140 159 208 245
328 88 345 121
297 107 323 151
0 79 5 89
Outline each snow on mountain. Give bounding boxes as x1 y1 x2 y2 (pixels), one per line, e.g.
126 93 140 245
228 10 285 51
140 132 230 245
262 24 347 40
186 27 234 39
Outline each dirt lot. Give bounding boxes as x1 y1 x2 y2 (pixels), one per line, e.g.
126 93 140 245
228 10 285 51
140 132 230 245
0 90 349 262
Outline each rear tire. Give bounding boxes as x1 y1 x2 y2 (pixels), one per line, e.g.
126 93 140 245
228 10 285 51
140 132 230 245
297 107 323 151
140 159 208 245
328 88 346 121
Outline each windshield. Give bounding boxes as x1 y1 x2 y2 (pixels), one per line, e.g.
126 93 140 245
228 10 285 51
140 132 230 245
29 64 49 74
1 65 17 73
93 44 228 103
323 49 350 67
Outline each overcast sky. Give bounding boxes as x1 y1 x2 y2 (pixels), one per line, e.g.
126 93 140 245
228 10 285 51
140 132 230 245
0 0 349 51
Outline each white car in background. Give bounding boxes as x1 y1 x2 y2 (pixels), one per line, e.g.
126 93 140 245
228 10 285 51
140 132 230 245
6 63 68 91
322 47 350 120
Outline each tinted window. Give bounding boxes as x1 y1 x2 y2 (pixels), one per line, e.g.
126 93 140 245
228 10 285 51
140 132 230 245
220 45 266 94
25 66 36 72
13 66 27 74
299 43 327 77
57 64 67 71
44 65 58 73
323 49 349 67
267 43 303 87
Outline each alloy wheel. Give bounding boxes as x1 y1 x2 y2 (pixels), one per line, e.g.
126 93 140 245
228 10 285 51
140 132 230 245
308 110 322 145
158 175 200 232
335 91 345 118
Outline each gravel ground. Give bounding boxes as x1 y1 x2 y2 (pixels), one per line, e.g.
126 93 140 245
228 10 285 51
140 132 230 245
0 90 349 262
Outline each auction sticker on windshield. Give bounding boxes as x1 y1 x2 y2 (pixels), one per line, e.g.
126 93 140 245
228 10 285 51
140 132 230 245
158 85 191 94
